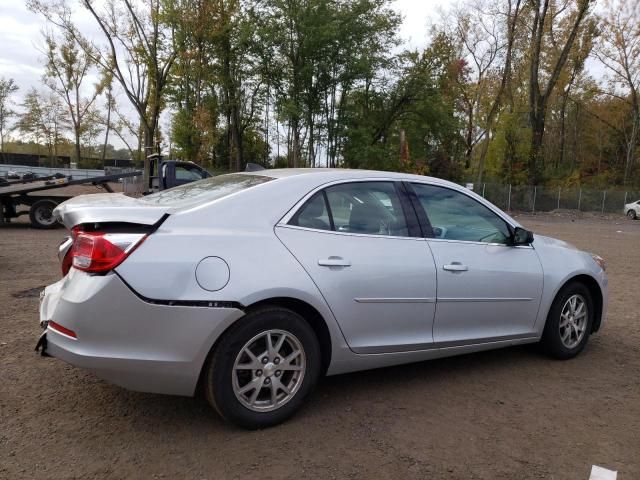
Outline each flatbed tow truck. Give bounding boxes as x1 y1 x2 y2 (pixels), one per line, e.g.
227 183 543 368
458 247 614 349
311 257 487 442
0 171 142 229
1 158 214 228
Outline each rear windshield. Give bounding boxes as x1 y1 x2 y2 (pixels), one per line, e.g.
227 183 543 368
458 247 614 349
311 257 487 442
141 173 273 206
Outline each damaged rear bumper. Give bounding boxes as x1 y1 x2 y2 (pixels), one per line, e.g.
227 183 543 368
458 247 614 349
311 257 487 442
37 269 244 396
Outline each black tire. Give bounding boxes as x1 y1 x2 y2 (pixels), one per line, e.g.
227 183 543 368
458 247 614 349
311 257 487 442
204 306 321 429
541 282 594 359
627 209 637 220
29 199 58 229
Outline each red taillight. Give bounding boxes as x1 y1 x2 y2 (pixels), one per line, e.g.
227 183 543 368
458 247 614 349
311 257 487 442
71 231 146 273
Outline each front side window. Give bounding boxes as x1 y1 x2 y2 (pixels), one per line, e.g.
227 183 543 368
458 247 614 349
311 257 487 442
290 182 409 237
411 183 511 244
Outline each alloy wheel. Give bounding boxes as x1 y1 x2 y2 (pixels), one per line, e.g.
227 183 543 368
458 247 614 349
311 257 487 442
559 294 588 349
232 329 306 412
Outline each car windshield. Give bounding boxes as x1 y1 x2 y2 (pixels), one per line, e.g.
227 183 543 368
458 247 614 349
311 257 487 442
141 173 273 206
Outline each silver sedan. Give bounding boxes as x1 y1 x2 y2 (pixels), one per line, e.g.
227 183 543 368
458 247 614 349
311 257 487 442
38 169 608 428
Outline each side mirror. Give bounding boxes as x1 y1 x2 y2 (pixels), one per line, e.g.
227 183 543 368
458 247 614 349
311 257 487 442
512 227 534 246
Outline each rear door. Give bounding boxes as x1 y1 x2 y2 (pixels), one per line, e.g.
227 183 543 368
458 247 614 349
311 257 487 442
276 181 438 354
408 183 544 344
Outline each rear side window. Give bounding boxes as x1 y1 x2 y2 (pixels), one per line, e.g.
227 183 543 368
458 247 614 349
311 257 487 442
142 173 273 206
290 182 409 237
290 192 332 231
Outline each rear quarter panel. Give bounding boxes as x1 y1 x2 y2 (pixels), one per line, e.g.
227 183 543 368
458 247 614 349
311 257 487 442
115 184 352 365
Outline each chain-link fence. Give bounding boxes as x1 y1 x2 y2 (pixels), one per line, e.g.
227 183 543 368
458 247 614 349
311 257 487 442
470 183 640 214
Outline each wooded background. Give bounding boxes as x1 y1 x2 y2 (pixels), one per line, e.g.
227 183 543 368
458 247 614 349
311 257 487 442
1 0 639 188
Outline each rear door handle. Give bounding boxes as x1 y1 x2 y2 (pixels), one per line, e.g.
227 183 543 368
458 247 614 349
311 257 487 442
318 257 351 267
443 263 468 272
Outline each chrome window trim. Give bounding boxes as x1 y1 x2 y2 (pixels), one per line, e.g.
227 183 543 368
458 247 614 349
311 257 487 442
427 237 534 249
278 178 419 239
276 223 426 242
279 177 534 247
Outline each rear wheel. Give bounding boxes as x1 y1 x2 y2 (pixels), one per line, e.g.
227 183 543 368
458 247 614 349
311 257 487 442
29 199 58 229
627 209 637 220
541 282 594 359
204 306 321 429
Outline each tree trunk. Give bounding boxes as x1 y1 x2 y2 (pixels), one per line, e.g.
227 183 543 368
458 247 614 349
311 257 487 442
558 93 568 170
142 123 154 192
624 114 639 185
308 118 315 168
465 106 474 169
75 129 82 165
264 87 270 164
529 111 546 185
102 91 112 162
226 108 232 172
291 117 300 168
232 113 243 173
476 133 491 186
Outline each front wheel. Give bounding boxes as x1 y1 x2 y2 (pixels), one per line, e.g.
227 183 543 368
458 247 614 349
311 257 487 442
204 306 321 429
627 209 637 220
541 282 594 359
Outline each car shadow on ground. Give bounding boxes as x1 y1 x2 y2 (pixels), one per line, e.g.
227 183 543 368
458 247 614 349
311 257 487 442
72 343 544 433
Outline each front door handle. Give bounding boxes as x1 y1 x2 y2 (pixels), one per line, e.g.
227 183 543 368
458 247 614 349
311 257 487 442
443 263 468 272
318 257 351 267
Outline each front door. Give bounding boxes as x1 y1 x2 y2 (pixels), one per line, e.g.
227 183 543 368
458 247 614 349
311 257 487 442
276 181 438 353
409 183 544 344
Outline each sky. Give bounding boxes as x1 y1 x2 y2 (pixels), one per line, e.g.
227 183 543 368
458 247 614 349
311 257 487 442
0 0 612 154
0 0 452 150
0 0 448 102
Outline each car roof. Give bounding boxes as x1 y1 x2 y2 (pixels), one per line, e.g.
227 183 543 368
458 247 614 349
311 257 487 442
165 167 521 230
248 168 461 188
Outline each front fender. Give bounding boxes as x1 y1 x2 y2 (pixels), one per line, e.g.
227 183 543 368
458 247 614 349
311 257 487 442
533 242 608 335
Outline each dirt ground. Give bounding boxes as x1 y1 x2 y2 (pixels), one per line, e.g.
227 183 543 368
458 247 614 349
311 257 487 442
1 211 639 479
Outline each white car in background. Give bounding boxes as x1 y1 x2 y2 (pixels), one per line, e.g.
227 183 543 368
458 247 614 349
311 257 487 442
624 199 640 219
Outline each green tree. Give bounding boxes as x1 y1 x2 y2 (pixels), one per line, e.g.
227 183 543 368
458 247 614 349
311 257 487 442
42 29 102 162
30 0 178 186
595 0 640 185
527 0 594 184
0 78 19 153
16 88 71 160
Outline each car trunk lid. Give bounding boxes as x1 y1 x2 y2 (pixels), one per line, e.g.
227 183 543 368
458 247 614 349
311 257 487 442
54 193 170 229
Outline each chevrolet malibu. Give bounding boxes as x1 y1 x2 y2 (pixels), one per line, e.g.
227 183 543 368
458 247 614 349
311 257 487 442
38 169 608 429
